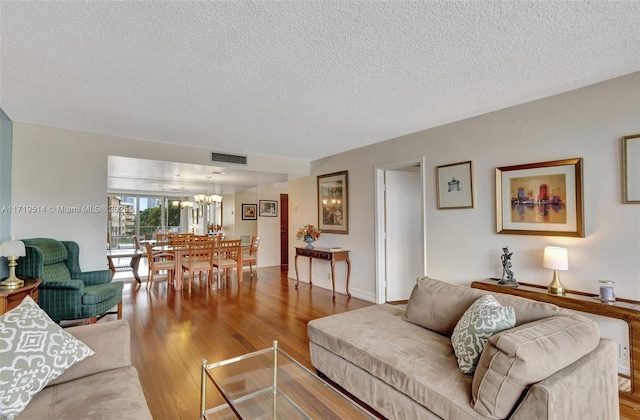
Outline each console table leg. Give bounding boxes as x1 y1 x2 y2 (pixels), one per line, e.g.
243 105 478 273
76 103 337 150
308 258 313 286
294 255 299 289
331 261 336 301
346 257 351 298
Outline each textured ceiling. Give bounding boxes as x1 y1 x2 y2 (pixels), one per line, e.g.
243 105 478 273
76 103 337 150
1 1 639 162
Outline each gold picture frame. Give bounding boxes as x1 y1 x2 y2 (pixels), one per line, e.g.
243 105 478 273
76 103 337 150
496 158 584 237
436 161 474 209
622 134 640 204
317 170 348 234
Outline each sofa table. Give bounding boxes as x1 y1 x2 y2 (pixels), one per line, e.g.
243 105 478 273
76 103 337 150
294 247 351 301
471 279 640 410
0 277 42 315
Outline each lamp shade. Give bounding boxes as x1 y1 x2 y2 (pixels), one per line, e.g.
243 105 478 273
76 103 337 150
0 235 26 257
543 246 568 271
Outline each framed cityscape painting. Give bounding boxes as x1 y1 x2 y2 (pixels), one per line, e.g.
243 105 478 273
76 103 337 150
317 170 348 234
496 158 584 237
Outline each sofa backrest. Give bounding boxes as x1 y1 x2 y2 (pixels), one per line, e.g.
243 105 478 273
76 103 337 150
18 238 73 282
402 277 567 336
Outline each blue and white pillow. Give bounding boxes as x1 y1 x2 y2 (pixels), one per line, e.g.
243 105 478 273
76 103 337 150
0 296 94 419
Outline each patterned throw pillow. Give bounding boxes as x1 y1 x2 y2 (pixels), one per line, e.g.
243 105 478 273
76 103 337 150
0 296 94 419
451 294 515 375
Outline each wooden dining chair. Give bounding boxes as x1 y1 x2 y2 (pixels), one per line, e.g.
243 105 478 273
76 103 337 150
181 239 214 293
145 242 175 290
213 239 242 287
242 236 260 278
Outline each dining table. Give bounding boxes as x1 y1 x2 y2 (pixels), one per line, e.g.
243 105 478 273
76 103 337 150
152 241 250 291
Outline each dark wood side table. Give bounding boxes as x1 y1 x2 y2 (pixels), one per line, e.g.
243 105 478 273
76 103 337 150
471 279 640 410
0 277 42 315
294 247 351 301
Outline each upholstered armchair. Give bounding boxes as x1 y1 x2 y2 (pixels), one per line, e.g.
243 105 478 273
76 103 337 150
16 238 124 323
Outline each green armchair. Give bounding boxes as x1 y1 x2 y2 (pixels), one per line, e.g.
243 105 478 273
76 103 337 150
16 238 124 323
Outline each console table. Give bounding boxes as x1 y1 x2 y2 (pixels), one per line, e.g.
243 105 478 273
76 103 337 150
0 277 42 315
471 279 640 409
294 247 351 301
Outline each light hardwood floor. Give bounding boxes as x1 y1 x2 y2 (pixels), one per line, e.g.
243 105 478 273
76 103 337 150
114 266 372 419
103 266 634 419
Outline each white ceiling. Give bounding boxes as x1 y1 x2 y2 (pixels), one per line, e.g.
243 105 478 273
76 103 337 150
2 1 640 193
107 156 289 197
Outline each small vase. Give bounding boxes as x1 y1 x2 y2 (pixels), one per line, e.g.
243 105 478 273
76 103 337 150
303 235 315 249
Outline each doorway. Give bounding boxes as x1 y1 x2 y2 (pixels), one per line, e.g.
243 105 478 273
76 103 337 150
280 193 289 266
374 158 426 304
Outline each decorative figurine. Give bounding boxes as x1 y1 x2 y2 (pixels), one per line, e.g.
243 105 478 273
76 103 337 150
498 246 519 287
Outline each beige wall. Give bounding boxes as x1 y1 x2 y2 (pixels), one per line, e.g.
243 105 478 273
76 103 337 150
10 124 306 270
289 72 640 372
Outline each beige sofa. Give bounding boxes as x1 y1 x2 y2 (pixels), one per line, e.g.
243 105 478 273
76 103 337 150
17 320 152 419
308 278 619 419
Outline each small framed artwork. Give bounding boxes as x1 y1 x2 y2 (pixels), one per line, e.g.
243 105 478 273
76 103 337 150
259 200 278 217
317 170 348 234
622 134 640 204
241 203 257 220
496 158 584 237
436 161 474 209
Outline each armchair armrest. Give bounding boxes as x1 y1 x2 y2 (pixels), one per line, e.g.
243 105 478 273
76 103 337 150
39 279 84 291
76 269 112 285
47 319 132 386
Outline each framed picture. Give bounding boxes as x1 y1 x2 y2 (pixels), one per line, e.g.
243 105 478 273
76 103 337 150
496 158 584 237
241 203 257 220
259 200 278 217
622 134 640 204
436 161 474 209
317 170 348 234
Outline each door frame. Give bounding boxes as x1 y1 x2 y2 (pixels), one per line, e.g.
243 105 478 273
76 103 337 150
374 157 427 304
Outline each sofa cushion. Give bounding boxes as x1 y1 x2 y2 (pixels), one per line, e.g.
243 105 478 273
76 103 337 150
0 296 94 419
403 277 563 336
308 304 481 419
82 283 122 305
471 314 600 419
17 366 152 420
42 262 72 284
451 295 515 375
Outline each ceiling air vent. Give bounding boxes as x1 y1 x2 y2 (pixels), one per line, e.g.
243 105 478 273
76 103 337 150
210 152 247 165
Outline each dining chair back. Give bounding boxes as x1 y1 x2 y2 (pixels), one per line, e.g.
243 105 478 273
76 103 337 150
145 242 175 290
213 239 242 287
182 239 215 293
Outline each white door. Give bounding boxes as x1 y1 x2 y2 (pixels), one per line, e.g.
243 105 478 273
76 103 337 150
384 168 423 301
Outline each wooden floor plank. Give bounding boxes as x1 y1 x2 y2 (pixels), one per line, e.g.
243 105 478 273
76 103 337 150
109 266 372 419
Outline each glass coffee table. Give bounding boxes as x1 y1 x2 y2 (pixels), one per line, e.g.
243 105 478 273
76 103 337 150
200 340 375 419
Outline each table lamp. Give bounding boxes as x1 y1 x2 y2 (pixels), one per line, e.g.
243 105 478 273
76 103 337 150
543 246 568 296
0 235 26 288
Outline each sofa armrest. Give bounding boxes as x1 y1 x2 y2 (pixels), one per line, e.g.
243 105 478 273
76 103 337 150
47 319 132 387
76 269 112 286
511 339 619 420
